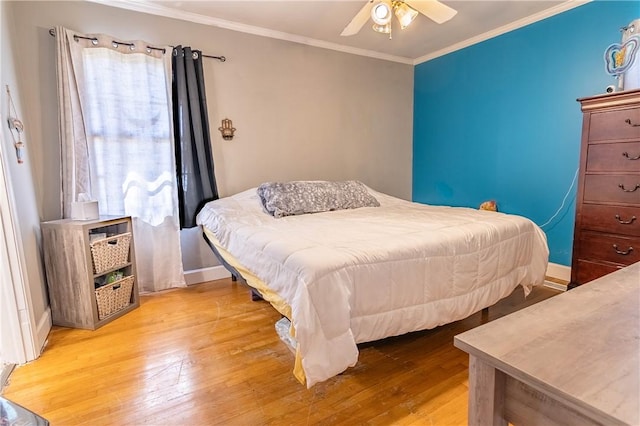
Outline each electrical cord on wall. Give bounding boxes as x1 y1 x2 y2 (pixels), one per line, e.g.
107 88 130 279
539 168 579 229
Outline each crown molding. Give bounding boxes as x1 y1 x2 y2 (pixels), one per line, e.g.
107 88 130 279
413 0 591 65
88 0 589 67
86 0 415 65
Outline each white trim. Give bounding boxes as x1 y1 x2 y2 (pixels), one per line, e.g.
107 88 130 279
184 265 231 286
187 263 571 288
36 307 52 351
0 136 33 365
413 0 591 65
544 280 567 292
88 0 414 64
0 0 31 368
89 0 588 66
546 262 571 283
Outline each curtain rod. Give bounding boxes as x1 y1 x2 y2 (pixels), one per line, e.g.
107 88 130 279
48 28 226 62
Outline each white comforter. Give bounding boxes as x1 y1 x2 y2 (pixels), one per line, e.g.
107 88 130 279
196 188 549 387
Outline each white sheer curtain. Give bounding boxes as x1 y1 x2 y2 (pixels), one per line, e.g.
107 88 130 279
55 26 185 292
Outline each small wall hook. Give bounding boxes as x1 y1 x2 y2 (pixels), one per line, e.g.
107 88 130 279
218 118 236 140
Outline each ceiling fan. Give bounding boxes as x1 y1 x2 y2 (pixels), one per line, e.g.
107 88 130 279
341 0 457 37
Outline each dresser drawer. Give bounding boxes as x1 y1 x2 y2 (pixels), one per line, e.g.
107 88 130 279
577 231 640 265
589 108 640 141
581 204 640 236
586 142 640 172
583 175 640 204
574 259 624 284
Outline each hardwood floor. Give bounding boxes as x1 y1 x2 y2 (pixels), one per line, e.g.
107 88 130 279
2 279 559 425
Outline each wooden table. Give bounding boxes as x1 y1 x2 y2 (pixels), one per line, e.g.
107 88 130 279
454 262 640 426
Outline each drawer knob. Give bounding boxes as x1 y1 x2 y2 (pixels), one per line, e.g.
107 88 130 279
625 118 640 127
618 183 640 192
622 152 640 161
612 244 634 255
615 214 637 225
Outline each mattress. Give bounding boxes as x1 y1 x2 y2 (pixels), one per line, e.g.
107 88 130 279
196 187 549 387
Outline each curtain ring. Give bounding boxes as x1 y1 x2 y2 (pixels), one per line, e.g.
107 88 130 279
192 52 199 60
112 41 119 48
129 45 135 51
92 39 98 46
147 47 152 53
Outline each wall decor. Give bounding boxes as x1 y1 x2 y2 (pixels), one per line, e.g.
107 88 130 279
218 118 236 140
604 19 640 90
5 86 25 164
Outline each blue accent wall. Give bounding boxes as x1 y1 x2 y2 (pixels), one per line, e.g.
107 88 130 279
413 1 639 266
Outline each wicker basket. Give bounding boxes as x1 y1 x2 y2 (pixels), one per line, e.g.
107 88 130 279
90 232 131 274
95 275 134 320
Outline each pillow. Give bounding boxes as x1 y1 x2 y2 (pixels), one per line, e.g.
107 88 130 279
257 180 380 218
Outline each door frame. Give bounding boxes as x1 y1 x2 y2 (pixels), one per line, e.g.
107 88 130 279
0 1 41 373
0 127 36 367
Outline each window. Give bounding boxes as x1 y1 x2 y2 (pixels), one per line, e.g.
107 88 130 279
82 48 177 226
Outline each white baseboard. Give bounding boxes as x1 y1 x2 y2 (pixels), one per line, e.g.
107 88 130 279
185 263 571 288
544 280 567 291
546 262 571 282
36 307 52 356
184 265 231 286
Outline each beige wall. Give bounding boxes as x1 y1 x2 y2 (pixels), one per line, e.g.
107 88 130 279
7 1 413 273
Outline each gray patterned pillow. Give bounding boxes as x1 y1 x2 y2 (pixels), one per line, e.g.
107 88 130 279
257 180 380 218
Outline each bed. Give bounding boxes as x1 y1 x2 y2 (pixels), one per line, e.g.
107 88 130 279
196 181 549 388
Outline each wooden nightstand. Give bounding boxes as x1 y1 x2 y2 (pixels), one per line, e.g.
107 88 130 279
41 216 139 329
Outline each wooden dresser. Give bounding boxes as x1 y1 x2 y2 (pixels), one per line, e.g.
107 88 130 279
570 89 640 288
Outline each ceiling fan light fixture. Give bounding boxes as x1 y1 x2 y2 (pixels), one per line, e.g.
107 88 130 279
394 2 418 29
372 23 391 34
371 1 392 25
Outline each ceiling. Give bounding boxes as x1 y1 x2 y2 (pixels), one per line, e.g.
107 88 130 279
95 0 588 64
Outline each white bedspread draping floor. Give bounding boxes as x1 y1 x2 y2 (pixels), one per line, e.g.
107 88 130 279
197 188 549 387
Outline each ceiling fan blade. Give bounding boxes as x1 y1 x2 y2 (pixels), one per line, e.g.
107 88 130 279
340 2 374 36
406 0 457 24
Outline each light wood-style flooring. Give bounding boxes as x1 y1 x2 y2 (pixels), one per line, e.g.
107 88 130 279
3 278 560 425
